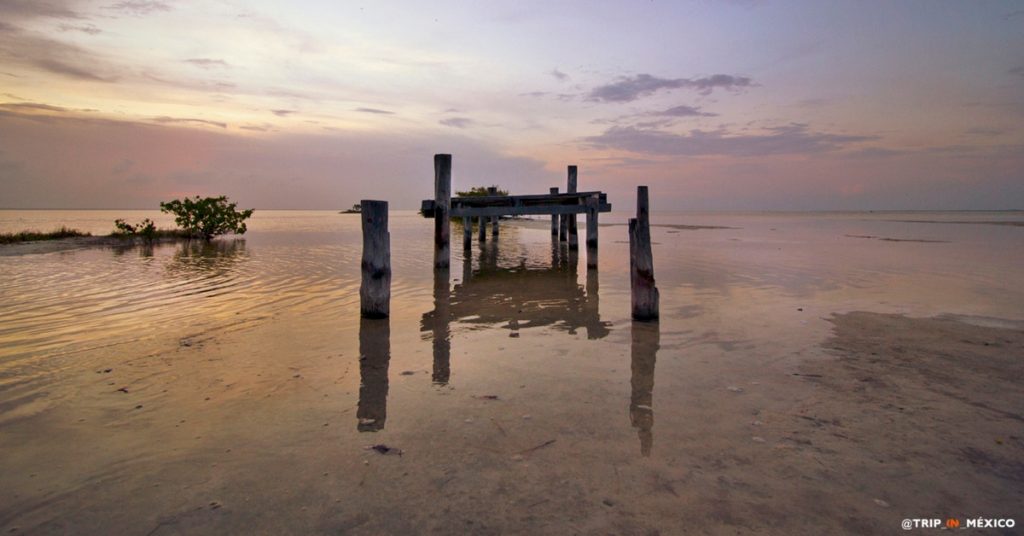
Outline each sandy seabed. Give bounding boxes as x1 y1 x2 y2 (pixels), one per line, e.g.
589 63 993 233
1 211 1022 534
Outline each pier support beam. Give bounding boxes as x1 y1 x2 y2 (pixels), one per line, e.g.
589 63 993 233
433 154 451 269
567 165 578 250
478 215 487 242
549 187 559 236
462 216 471 250
629 186 658 320
586 194 599 270
360 200 391 318
487 187 500 237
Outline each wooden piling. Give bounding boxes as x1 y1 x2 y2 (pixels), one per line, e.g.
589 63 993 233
487 187 499 237
549 187 559 236
629 186 658 320
567 165 578 250
586 194 599 269
434 154 451 269
360 200 391 318
478 215 487 242
462 216 471 250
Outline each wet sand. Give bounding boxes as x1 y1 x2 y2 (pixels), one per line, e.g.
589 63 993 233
1 211 1022 534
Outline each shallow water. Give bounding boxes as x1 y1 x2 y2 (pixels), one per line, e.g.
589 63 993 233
1 210 1022 534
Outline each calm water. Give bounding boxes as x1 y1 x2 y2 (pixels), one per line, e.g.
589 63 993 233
1 209 1022 534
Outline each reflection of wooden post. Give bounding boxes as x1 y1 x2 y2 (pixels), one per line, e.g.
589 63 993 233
585 194 599 270
487 187 499 237
567 165 578 250
630 320 659 456
462 216 471 250
360 200 390 318
629 186 658 320
434 154 451 269
549 187 559 236
358 316 390 432
431 269 451 385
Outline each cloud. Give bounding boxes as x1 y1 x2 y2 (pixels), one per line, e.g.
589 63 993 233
104 1 171 16
184 58 228 69
966 126 1009 137
33 58 111 81
549 69 569 81
440 117 472 128
583 124 875 156
354 107 394 115
150 116 227 129
0 23 117 81
653 105 717 117
271 109 296 117
58 23 101 34
843 147 906 158
0 0 84 20
0 101 69 112
588 73 753 102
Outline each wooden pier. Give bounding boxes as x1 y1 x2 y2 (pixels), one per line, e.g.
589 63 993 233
421 155 611 270
360 154 658 320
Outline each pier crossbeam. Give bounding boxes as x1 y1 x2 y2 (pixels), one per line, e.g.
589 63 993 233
421 192 611 219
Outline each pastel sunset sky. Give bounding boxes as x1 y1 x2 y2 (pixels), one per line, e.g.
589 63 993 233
1 0 1022 210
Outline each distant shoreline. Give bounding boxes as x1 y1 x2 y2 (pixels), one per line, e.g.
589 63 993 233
0 235 197 257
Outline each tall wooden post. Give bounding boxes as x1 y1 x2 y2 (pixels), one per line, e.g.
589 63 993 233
478 215 487 242
360 200 390 318
585 194 599 269
462 216 471 250
549 187 559 236
629 186 658 320
567 165 578 250
487 186 499 237
434 154 451 269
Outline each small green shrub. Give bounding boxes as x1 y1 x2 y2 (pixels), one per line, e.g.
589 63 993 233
113 218 158 240
159 196 254 241
456 186 509 197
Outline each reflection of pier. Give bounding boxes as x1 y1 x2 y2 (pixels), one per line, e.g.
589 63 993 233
419 237 611 387
630 321 659 456
451 244 609 339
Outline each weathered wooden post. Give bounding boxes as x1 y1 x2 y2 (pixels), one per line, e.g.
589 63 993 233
434 154 452 269
629 186 658 320
549 187 559 236
585 193 599 269
462 216 471 250
487 186 499 237
478 215 487 242
558 185 568 242
360 200 391 318
567 165 579 250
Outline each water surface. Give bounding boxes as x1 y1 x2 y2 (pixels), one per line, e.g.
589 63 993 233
1 210 1022 534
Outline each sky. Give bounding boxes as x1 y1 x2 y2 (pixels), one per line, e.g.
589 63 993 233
0 0 1022 210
